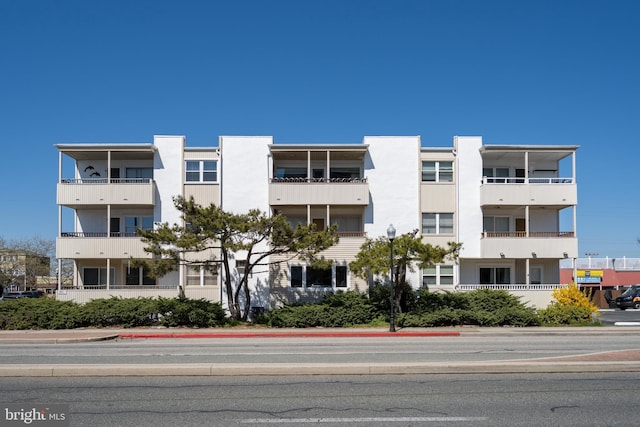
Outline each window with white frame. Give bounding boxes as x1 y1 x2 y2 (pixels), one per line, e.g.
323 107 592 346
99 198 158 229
422 265 454 287
479 267 511 284
422 161 453 182
185 160 218 183
422 213 454 234
336 265 348 287
236 260 251 278
289 264 348 288
290 266 303 288
186 265 217 286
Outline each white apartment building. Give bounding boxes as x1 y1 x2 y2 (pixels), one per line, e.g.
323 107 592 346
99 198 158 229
55 135 579 309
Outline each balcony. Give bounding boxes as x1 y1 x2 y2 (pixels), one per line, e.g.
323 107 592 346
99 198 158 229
269 178 369 206
480 231 577 259
480 177 576 207
57 178 156 207
56 234 150 259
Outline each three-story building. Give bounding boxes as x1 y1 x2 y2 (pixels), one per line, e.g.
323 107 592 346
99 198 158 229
55 135 578 309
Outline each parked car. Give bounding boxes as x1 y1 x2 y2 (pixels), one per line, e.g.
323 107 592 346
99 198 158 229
1 291 42 300
615 285 640 310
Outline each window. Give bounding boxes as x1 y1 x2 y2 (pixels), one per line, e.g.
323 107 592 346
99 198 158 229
483 167 510 183
185 160 217 183
479 267 511 284
423 266 436 286
307 266 332 287
186 265 217 286
330 167 360 180
126 266 156 286
236 260 251 278
336 265 348 287
422 213 454 234
289 265 348 288
125 168 153 182
530 266 543 285
483 216 510 232
275 167 306 179
125 216 154 235
440 265 454 285
422 265 454 287
290 266 303 288
83 267 115 287
422 161 453 182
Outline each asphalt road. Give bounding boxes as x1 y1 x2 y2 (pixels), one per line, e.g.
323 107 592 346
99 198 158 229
1 326 640 376
2 372 637 426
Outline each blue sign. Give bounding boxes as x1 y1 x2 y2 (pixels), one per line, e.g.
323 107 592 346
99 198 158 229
577 276 601 284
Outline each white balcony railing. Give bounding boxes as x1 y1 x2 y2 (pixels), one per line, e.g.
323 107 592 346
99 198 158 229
482 177 574 184
456 283 567 291
483 231 575 238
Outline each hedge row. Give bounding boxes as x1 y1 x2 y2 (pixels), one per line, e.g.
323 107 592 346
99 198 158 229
0 287 598 330
259 288 598 328
0 297 226 330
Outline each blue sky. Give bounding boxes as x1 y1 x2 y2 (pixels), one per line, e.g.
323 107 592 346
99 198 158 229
1 0 638 258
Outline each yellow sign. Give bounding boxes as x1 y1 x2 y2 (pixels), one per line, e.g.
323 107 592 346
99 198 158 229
577 270 603 277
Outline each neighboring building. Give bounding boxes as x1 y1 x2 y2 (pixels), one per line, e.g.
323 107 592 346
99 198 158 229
560 257 640 287
55 135 579 309
0 249 51 292
560 257 640 308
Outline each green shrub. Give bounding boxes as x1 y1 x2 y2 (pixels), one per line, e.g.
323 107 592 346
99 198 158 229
0 298 84 330
466 289 526 311
398 288 539 327
413 289 469 313
369 281 416 315
80 297 158 328
538 303 595 326
265 291 376 328
156 297 226 328
0 296 227 330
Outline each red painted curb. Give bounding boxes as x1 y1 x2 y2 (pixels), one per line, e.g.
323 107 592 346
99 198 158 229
118 331 460 339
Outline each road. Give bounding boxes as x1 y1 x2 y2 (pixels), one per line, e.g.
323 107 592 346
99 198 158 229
2 373 637 426
1 326 640 376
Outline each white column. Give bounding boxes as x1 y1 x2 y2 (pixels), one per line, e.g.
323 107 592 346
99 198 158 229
106 259 111 290
326 150 330 182
326 205 330 229
57 259 61 292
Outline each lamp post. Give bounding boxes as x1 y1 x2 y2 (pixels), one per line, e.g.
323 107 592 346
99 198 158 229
387 224 396 333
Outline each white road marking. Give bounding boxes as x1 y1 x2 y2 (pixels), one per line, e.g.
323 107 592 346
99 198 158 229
241 416 488 423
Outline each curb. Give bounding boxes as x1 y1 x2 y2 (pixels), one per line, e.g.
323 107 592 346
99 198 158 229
117 331 461 339
2 360 640 377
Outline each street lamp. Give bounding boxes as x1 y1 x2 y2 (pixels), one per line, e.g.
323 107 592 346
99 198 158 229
387 224 396 333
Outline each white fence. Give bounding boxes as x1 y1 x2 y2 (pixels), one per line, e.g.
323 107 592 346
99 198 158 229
56 286 218 304
560 257 640 271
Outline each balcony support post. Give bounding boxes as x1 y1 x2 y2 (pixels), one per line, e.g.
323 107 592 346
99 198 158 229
106 258 111 290
326 150 330 183
326 205 330 230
